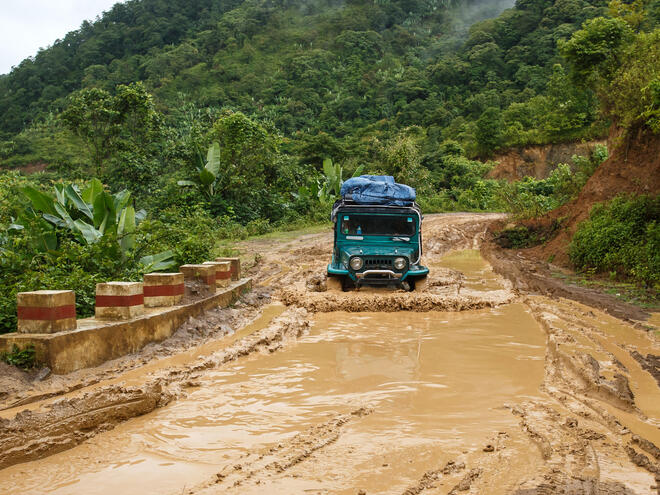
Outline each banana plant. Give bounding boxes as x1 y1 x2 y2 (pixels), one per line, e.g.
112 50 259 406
17 179 175 271
294 158 365 204
318 158 364 202
178 141 222 199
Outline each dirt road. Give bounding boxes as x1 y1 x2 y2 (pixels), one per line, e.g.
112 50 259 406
0 213 658 494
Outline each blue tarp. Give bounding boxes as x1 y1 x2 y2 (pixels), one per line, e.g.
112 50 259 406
340 175 416 206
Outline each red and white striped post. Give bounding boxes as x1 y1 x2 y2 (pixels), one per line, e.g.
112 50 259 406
215 257 241 281
16 290 77 333
143 273 185 307
179 264 216 297
203 261 232 288
95 282 144 320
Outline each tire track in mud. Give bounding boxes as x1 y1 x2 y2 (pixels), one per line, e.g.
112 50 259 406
189 407 374 494
0 308 310 470
509 295 660 493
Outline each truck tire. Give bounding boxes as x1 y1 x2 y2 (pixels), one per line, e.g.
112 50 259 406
326 276 343 292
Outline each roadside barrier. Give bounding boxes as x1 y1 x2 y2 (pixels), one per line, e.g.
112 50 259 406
95 282 145 320
16 290 77 334
143 273 185 307
215 257 241 281
1 260 250 373
203 261 232 287
179 264 216 297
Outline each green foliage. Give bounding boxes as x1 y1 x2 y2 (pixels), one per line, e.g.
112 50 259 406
570 194 660 286
60 82 161 173
1 344 36 370
177 141 223 199
0 0 613 159
494 223 562 249
496 145 608 219
136 205 219 266
562 8 660 132
560 16 633 87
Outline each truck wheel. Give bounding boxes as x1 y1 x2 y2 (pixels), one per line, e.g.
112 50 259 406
326 276 343 292
342 277 356 291
414 276 428 292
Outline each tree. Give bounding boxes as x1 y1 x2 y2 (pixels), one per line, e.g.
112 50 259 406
60 82 161 174
60 88 120 174
475 107 504 156
560 17 633 91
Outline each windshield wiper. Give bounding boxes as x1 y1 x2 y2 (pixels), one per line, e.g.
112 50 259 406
392 236 410 242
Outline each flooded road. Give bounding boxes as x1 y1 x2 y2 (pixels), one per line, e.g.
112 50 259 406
1 214 658 494
0 302 546 494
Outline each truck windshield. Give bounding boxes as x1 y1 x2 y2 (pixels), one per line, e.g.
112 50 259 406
340 215 416 236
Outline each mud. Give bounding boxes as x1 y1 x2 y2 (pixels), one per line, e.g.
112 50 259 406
280 287 514 312
481 231 650 322
1 213 659 494
1 304 549 494
0 308 309 470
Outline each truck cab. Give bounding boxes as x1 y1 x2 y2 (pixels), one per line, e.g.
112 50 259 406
327 199 429 290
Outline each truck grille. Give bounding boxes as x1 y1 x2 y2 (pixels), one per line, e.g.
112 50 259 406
363 257 393 270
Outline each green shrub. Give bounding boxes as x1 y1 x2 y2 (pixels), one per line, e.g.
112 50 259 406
1 344 36 369
569 194 660 286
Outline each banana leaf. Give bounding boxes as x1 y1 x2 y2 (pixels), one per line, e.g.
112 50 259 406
64 184 94 220
139 250 176 273
74 220 103 244
205 142 221 176
22 186 57 216
113 190 131 216
81 178 104 204
117 205 136 252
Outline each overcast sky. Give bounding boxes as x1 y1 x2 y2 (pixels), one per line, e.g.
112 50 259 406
0 0 122 75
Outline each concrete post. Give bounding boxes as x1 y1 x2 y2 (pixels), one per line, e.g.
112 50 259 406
95 282 144 320
215 257 241 281
16 290 77 334
179 264 216 297
203 261 232 288
143 273 184 307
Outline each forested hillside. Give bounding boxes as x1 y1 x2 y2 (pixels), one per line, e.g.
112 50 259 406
1 0 659 333
2 0 629 156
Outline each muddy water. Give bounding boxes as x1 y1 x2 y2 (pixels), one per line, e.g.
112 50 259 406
434 249 505 291
0 303 546 495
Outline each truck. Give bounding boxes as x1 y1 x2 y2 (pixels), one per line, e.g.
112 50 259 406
326 176 429 291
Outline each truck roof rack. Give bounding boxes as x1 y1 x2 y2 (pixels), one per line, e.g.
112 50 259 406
331 198 422 222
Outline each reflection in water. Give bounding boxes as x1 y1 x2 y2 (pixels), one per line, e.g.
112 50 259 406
0 304 546 495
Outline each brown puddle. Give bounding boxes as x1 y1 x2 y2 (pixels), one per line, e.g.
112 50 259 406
0 303 547 494
435 249 506 291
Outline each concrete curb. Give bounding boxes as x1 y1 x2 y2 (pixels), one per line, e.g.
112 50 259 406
0 278 252 374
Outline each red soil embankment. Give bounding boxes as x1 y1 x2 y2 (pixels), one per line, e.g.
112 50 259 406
524 127 660 266
488 140 606 181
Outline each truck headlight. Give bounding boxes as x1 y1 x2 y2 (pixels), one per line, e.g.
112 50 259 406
393 257 407 270
350 257 363 270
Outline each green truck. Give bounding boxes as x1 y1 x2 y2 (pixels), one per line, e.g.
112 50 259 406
326 177 429 291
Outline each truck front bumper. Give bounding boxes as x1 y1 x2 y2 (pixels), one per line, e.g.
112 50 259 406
327 264 429 282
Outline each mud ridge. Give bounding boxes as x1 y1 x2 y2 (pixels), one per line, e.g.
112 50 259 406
401 460 466 495
0 308 310 470
0 383 168 470
280 288 514 312
481 232 649 322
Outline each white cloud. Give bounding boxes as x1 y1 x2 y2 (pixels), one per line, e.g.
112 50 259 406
0 0 123 74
